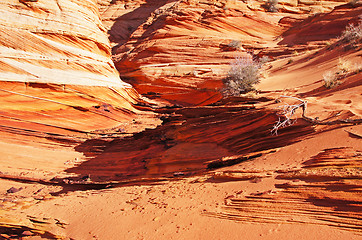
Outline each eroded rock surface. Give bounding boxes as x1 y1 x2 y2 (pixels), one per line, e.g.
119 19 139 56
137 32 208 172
99 0 354 106
0 0 160 180
1 0 125 86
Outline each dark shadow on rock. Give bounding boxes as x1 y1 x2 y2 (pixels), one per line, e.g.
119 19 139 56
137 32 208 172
307 197 362 213
278 5 361 46
108 0 175 54
67 105 315 183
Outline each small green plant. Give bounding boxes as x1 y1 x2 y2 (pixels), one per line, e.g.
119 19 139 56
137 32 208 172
323 71 339 89
223 57 261 96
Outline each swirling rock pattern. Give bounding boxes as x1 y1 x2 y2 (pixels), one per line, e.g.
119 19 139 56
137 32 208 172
0 0 128 86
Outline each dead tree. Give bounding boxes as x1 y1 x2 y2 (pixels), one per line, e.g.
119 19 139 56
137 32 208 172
272 96 362 135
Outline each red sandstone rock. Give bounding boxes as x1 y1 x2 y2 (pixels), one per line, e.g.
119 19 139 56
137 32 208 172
0 0 361 239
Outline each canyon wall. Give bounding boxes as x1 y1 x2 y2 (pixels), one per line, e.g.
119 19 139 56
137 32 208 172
98 0 352 106
0 0 160 181
0 0 128 86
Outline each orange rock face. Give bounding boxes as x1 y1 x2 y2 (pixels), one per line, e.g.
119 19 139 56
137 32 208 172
280 4 362 46
0 0 160 180
0 0 125 86
101 0 355 106
101 0 286 105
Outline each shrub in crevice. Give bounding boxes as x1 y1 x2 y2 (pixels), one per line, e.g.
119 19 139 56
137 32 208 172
264 0 279 12
340 18 362 46
349 0 360 7
227 40 241 50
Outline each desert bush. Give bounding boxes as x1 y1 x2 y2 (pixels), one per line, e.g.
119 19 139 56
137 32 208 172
266 0 279 12
323 71 339 89
259 56 271 64
341 20 362 45
349 0 360 7
227 40 241 50
223 57 261 96
337 58 352 73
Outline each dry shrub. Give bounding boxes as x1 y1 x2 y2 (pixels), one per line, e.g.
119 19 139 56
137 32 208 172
259 56 271 64
337 58 352 73
227 40 241 50
349 0 360 7
223 57 261 96
341 19 362 46
266 0 279 12
323 71 339 89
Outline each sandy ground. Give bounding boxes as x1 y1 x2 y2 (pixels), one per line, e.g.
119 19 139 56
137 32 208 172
1 126 361 239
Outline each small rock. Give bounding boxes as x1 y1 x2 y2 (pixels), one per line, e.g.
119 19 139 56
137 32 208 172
235 190 243 195
34 188 43 194
22 231 33 236
250 177 262 183
7 187 22 193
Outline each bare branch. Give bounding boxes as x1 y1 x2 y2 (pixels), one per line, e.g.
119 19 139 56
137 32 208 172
272 96 362 135
272 96 306 135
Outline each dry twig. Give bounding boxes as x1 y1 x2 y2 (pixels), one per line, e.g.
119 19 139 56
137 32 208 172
272 96 306 135
272 96 362 135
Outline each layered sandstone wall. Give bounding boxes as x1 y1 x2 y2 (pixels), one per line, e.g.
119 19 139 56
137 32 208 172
98 0 352 106
0 0 161 181
0 0 129 87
